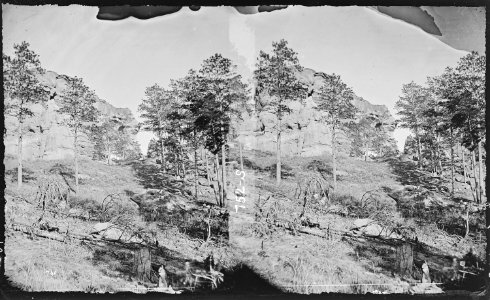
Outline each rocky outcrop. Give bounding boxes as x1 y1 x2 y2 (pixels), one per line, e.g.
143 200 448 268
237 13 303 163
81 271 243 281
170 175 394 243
237 68 397 157
4 70 139 161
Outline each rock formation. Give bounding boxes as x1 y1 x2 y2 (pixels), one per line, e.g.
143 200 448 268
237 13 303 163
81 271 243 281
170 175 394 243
4 70 139 161
236 68 397 157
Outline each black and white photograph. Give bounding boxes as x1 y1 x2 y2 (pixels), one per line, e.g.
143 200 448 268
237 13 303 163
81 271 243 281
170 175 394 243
1 4 487 297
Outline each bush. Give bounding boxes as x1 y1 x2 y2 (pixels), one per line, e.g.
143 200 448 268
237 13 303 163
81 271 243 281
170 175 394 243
305 159 332 175
242 157 263 171
69 193 135 223
6 167 36 183
178 208 229 241
49 163 75 178
266 163 294 179
35 174 69 210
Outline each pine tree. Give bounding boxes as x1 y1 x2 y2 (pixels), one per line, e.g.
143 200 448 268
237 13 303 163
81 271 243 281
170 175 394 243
171 69 205 200
395 82 430 169
254 39 307 184
138 84 175 171
58 76 99 192
92 121 122 165
432 52 485 202
198 54 249 206
3 42 50 189
314 73 357 194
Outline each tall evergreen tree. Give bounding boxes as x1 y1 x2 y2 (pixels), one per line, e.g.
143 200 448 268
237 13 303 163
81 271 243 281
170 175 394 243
432 52 485 202
314 73 357 193
58 76 99 193
138 84 175 171
254 39 307 184
395 82 430 169
198 54 249 206
3 42 50 188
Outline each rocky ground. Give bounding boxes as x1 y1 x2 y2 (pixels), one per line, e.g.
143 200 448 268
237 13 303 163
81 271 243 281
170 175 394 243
3 150 487 295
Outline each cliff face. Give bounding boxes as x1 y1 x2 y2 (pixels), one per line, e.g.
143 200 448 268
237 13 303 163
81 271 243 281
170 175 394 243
4 70 139 161
237 68 397 157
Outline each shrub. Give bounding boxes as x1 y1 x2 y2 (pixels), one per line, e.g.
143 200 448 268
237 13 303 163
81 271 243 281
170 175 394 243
266 163 294 179
6 167 36 183
305 159 332 175
242 157 263 171
69 193 135 223
49 163 75 178
35 174 69 210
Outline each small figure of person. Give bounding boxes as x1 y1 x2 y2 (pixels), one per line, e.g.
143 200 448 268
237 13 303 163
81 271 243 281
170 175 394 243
463 247 477 268
451 257 460 281
421 261 431 283
158 265 168 288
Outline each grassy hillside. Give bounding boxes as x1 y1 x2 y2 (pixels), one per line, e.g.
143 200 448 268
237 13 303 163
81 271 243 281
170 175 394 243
226 148 486 294
3 151 486 295
4 158 241 293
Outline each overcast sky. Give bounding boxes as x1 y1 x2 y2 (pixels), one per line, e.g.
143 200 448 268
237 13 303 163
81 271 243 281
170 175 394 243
2 5 468 153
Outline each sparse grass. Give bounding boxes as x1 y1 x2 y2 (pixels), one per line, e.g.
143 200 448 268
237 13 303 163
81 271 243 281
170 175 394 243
231 149 485 294
5 158 146 201
5 234 128 292
4 148 485 294
234 230 400 294
4 156 233 292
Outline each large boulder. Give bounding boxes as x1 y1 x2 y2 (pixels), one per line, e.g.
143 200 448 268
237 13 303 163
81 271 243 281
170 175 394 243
68 208 90 220
363 190 398 211
132 189 194 211
409 283 443 294
352 218 401 239
91 222 143 243
4 70 139 161
237 68 398 157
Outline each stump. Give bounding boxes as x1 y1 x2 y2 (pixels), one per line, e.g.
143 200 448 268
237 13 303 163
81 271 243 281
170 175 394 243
134 247 152 283
396 242 413 277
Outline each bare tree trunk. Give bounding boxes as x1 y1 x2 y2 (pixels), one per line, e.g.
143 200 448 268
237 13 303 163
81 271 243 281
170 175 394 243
221 145 227 206
437 140 443 175
471 149 479 203
465 202 470 238
180 144 186 179
239 141 244 171
486 181 490 294
276 118 282 185
204 149 218 204
182 151 187 179
216 154 223 206
134 247 152 284
462 145 467 184
396 243 413 278
194 144 198 201
175 151 180 177
204 149 211 187
17 121 23 189
332 123 337 193
450 128 455 197
416 128 422 169
478 140 484 198
107 145 111 166
74 128 79 194
431 149 436 176
157 116 166 171
364 141 367 162
160 138 165 171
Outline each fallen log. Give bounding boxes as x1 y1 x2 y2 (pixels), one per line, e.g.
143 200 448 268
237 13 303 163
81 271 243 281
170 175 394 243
271 220 414 247
9 222 156 250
